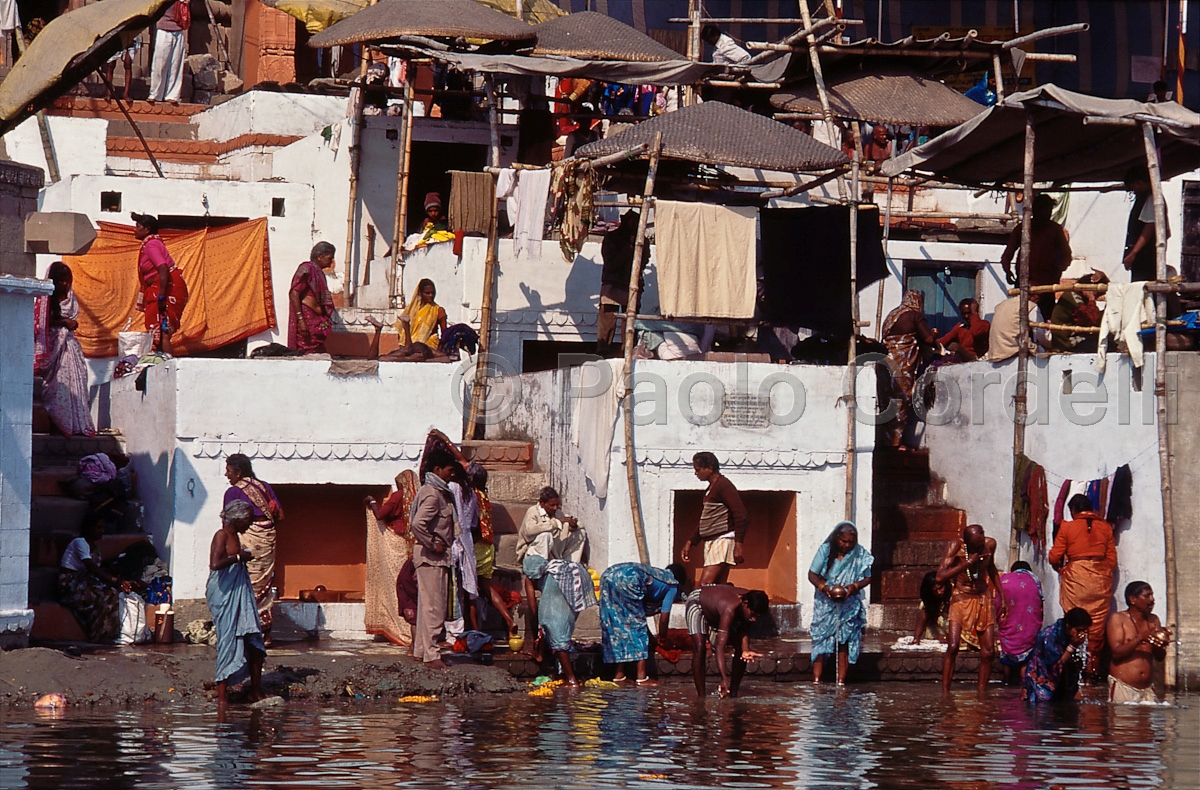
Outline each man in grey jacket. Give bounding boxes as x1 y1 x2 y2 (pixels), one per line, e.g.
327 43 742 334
410 448 458 666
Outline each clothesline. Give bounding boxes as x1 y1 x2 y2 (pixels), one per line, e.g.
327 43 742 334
1036 440 1158 490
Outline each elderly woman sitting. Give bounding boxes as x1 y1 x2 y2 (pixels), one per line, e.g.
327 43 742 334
206 500 267 708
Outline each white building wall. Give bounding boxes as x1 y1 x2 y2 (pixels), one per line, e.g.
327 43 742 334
0 280 53 646
110 358 463 600
922 352 1165 625
489 360 874 625
2 115 109 180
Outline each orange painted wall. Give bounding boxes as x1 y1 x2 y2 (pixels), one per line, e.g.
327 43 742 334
272 484 388 600
673 490 798 603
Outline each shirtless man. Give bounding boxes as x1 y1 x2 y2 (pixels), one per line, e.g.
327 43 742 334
937 524 1006 695
1106 581 1171 703
685 584 769 698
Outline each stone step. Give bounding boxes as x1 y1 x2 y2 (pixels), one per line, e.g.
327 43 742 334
874 504 965 542
489 500 535 535
462 440 533 472
30 465 78 497
29 603 86 643
32 432 126 465
32 404 52 434
494 532 523 574
486 470 549 503
107 118 198 141
879 568 925 601
868 602 922 632
874 477 947 508
873 540 948 569
28 566 58 604
873 448 930 482
30 497 90 536
30 532 153 569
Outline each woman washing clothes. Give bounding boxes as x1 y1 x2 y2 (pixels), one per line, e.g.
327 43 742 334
58 517 136 643
366 278 448 361
34 261 94 436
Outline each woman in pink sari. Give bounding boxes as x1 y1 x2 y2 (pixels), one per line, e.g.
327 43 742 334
34 262 94 436
288 241 336 354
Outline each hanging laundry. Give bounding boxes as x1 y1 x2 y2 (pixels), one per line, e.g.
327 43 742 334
1096 282 1152 372
549 159 598 262
512 168 551 259
654 200 757 319
448 170 494 236
1106 464 1133 522
496 168 518 221
1012 454 1049 558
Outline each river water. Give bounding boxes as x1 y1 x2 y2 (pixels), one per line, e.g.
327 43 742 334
0 683 1195 789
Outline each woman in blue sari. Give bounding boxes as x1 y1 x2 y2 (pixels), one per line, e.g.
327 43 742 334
808 522 874 685
599 563 685 685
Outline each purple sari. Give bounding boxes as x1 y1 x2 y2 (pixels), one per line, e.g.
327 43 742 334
288 260 334 353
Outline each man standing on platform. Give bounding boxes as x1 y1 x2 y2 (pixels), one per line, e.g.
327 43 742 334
409 449 458 668
682 452 749 586
937 524 1006 695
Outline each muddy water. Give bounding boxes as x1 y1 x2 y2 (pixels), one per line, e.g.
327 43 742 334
0 683 1195 789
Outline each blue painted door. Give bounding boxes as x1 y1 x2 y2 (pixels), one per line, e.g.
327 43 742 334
904 265 978 336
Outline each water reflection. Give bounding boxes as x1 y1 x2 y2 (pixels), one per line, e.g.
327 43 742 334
0 683 1194 789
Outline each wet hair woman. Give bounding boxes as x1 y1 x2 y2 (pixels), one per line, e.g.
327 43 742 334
207 500 267 708
808 522 875 685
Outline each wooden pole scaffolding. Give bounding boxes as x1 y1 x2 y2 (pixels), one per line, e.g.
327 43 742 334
465 77 505 439
1142 120 1179 687
685 0 701 107
1009 111 1035 567
798 0 845 200
389 74 416 309
97 71 164 178
876 176 893 339
845 147 860 523
342 53 372 304
621 131 664 566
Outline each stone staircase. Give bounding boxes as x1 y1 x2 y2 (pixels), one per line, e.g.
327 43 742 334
459 439 600 645
871 450 966 633
27 423 151 643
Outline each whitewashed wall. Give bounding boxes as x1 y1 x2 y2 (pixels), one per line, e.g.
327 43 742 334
0 281 53 645
488 360 875 624
923 352 1165 625
111 358 463 599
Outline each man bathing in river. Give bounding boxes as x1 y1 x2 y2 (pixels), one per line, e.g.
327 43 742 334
207 500 266 708
686 584 769 698
938 525 1006 695
1107 581 1171 703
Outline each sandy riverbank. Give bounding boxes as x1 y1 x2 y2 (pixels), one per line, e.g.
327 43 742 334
0 642 525 709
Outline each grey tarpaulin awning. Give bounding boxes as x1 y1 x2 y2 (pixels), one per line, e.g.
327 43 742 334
575 100 848 172
380 46 717 85
880 83 1200 185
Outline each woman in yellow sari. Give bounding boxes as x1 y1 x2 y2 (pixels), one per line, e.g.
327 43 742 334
367 278 448 361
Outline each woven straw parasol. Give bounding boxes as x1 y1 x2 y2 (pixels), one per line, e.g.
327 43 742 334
308 0 535 48
533 11 682 62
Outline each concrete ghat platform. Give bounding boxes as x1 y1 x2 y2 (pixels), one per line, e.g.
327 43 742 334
491 634 991 683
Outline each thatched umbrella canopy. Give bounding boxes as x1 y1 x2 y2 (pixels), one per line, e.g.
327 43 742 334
576 101 848 173
533 11 682 62
308 0 535 48
771 66 984 127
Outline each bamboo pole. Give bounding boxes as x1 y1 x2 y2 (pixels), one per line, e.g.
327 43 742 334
342 54 372 304
876 175 893 340
621 132 663 566
798 0 845 201
685 0 701 107
16 31 58 183
1142 121 1179 688
389 75 416 309
97 71 164 178
465 78 505 439
466 174 500 439
1001 22 1090 49
1028 321 1100 333
1009 111 1035 568
992 51 1006 102
844 145 860 523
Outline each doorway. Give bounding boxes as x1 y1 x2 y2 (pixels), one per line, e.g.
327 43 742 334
904 263 979 336
672 490 798 603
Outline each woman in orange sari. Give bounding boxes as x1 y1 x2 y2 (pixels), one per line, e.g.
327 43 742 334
1048 494 1117 682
